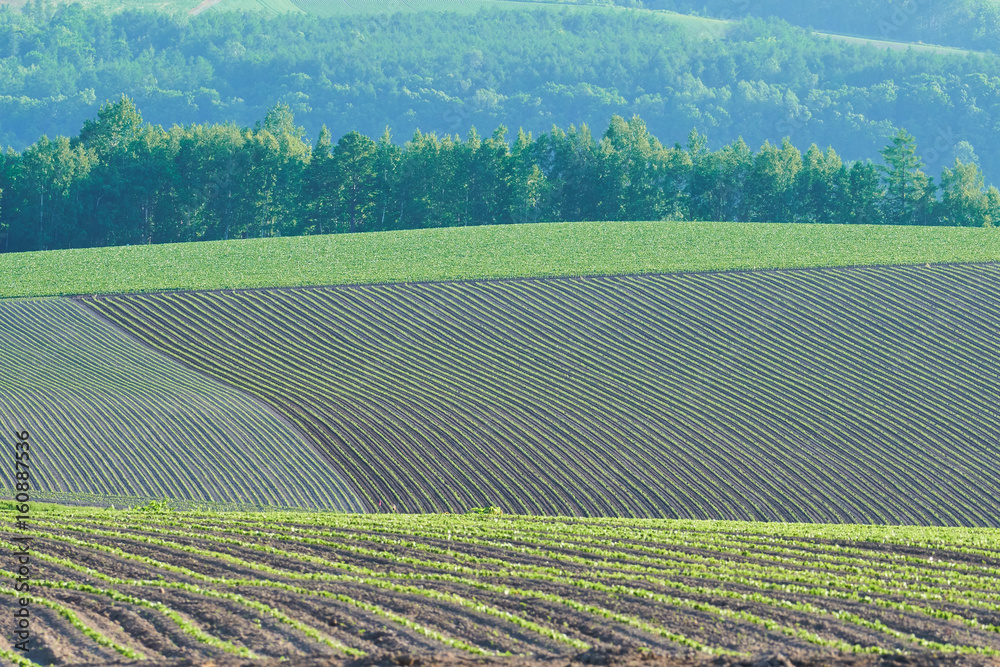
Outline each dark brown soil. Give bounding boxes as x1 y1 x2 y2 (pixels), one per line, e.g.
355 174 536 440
63 647 1000 667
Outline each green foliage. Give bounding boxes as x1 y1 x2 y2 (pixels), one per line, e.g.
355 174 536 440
2 2 1000 194
939 160 1000 227
131 499 174 513
469 505 503 516
878 129 932 225
2 100 1000 254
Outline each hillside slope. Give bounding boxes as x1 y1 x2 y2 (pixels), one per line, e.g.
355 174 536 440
79 262 1000 524
0 297 362 510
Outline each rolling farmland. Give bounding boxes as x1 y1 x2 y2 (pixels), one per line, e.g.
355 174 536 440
76 262 1000 524
0 297 361 511
4 220 1000 299
5 221 1000 663
4 506 1000 664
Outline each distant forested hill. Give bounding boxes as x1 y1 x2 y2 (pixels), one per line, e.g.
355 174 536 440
1 2 1000 183
612 0 1000 53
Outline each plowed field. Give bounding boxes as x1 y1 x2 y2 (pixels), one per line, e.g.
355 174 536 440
0 298 361 511
80 262 1000 524
3 508 1000 666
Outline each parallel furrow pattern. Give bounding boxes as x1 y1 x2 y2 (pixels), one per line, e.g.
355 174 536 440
4 510 1000 662
81 263 1000 523
0 298 361 511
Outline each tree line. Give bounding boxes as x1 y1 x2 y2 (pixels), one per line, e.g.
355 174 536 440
0 98 996 253
4 3 1000 187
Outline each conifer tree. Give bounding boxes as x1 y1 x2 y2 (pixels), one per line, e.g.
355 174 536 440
878 129 930 225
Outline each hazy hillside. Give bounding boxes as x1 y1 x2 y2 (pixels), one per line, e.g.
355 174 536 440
2 1 1000 188
642 0 1000 54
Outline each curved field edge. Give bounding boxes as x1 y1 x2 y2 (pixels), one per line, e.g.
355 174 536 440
3 221 1000 299
81 262 1000 524
0 298 362 511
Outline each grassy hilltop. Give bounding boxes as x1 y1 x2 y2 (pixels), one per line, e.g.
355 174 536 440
3 220 1000 298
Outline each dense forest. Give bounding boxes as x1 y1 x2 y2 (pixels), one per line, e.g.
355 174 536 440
3 2 1000 187
1 97 996 253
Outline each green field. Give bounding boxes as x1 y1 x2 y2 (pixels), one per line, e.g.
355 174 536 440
5 220 1000 524
204 0 302 13
3 0 980 58
813 31 985 56
5 505 1000 662
289 0 557 15
3 221 1000 299
0 0 194 11
8 0 980 58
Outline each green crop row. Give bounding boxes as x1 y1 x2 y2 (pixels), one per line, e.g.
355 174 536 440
33 551 362 656
29 520 748 655
9 506 1000 662
30 511 1000 656
0 583 144 660
29 525 542 655
85 511 1000 619
30 531 569 657
90 513 1000 650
